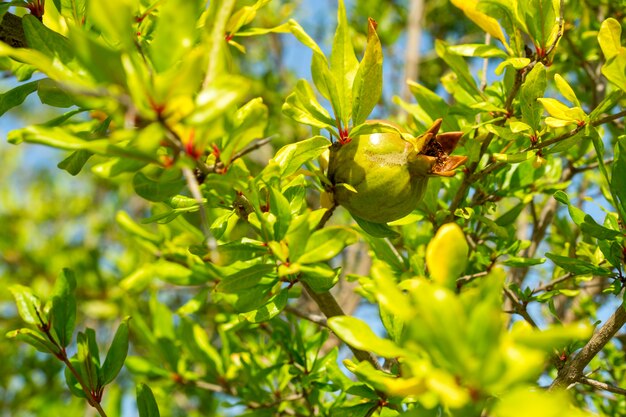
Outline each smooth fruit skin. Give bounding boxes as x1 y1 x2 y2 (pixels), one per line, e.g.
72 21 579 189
327 119 467 224
328 132 430 223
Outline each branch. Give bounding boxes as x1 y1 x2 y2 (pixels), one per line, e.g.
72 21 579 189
503 285 539 328
551 303 626 390
284 306 328 328
456 271 489 287
0 13 28 48
531 273 576 294
301 281 383 371
182 167 214 251
39 324 109 417
315 203 337 230
580 377 626 396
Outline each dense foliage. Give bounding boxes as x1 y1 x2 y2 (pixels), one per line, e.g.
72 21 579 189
1 0 625 416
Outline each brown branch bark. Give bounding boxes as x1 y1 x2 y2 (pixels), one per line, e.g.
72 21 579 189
580 376 626 396
551 303 626 390
301 281 383 371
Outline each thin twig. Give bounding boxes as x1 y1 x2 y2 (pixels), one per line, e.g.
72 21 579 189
38 322 109 417
229 136 274 162
316 204 338 230
532 273 576 294
503 286 539 328
480 34 491 91
456 271 489 286
182 167 214 250
580 377 626 396
284 306 328 328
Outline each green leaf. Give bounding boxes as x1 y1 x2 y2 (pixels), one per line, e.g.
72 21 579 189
450 0 508 46
332 404 378 417
7 125 159 163
519 0 558 50
204 0 236 82
495 201 528 226
50 268 77 348
519 63 546 131
9 285 44 326
598 18 622 60
101 317 130 386
612 137 626 217
537 98 586 123
298 226 358 263
406 81 453 129
589 90 623 121
240 289 288 323
64 359 88 399
57 150 93 176
553 191 621 239
56 0 86 24
286 19 324 55
495 57 530 75
328 316 405 358
270 135 331 177
330 0 358 126
554 74 579 106
151 261 214 286
351 18 382 126
492 150 535 164
447 43 508 58
149 0 203 72
137 383 161 417
312 53 343 122
352 215 399 239
512 322 592 351
22 14 72 62
6 328 59 354
597 19 626 90
132 171 186 202
282 80 336 130
68 27 127 86
0 42 72 82
299 263 339 292
115 211 161 244
435 40 482 98
0 80 38 117
190 76 250 125
502 257 546 267
545 253 614 276
225 3 262 35
87 0 135 48
268 186 291 241
221 98 268 164
217 264 277 293
75 329 101 392
37 78 74 108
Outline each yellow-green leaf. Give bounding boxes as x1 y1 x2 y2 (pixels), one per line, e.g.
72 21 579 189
451 0 508 47
554 74 579 106
598 18 622 60
426 223 469 289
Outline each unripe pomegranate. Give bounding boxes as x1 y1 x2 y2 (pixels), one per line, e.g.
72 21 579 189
327 119 467 223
